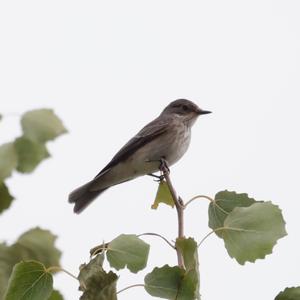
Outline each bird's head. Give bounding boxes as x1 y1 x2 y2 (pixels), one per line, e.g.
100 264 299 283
161 99 211 126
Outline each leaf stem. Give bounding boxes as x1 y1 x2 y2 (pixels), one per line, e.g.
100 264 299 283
184 195 214 208
198 227 229 247
160 160 185 268
46 266 78 282
89 242 109 257
138 232 176 249
117 284 145 294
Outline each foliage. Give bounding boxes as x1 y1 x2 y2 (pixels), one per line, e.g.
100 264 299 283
0 228 62 299
0 109 67 213
0 109 66 299
275 287 300 300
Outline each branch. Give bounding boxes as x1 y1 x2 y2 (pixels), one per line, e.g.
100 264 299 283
160 159 185 268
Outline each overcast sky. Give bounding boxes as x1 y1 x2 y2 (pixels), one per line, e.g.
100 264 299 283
1 1 300 299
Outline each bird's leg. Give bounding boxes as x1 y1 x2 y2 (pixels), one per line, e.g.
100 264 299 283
159 157 170 174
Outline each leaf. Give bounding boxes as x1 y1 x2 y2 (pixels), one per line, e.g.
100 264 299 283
176 238 200 299
0 182 14 214
4 261 53 300
275 287 300 300
48 290 64 300
106 234 150 273
208 190 256 237
0 143 18 181
144 265 184 299
78 254 118 300
16 227 61 267
14 137 50 173
21 109 67 143
151 181 174 209
219 202 287 264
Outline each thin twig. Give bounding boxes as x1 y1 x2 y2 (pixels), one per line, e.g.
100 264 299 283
184 195 214 208
138 232 176 249
160 160 185 268
117 284 145 294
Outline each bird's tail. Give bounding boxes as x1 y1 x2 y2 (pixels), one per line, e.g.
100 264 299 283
68 180 108 214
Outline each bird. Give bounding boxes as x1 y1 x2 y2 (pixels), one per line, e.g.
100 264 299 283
69 99 211 213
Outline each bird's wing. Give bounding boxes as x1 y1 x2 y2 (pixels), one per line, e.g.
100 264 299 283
95 116 170 178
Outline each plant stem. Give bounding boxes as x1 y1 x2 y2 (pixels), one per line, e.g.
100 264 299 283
160 162 185 268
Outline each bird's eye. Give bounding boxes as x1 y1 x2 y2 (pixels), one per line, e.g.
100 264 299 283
182 105 188 111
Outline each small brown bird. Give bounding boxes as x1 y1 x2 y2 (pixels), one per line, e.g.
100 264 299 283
69 99 211 213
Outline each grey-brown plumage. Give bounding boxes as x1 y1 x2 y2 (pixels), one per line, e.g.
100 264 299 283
69 99 211 213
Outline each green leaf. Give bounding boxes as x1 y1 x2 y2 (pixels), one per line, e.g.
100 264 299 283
14 137 50 173
48 290 64 300
0 182 14 214
78 254 118 300
107 234 150 273
4 261 53 300
16 227 61 267
275 287 300 300
208 190 256 237
144 265 184 299
219 202 287 264
21 109 67 143
176 238 200 299
0 143 18 181
151 181 174 209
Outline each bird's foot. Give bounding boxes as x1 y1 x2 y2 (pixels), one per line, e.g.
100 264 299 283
148 173 165 182
159 157 170 174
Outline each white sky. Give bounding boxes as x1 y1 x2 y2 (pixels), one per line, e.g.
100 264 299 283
0 1 300 299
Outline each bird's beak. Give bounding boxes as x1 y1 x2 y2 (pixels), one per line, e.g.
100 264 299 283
196 109 212 115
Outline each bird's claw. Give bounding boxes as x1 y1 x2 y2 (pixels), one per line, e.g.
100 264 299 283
148 173 165 182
